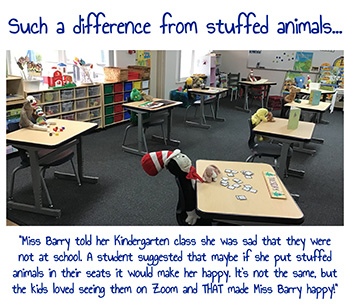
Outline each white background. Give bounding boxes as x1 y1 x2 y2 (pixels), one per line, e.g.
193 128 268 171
1 1 348 304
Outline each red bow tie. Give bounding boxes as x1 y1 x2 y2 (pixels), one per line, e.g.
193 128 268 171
186 166 204 182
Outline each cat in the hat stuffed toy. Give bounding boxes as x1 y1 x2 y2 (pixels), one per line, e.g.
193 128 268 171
141 149 212 225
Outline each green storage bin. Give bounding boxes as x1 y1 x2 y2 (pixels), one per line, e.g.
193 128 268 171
105 115 114 125
104 84 114 94
105 105 114 115
104 94 114 104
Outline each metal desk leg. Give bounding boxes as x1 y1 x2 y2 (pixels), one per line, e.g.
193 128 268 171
235 85 250 112
54 137 99 183
152 108 180 146
185 95 211 129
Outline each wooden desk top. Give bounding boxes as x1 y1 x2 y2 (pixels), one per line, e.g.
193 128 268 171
253 118 315 141
300 88 335 95
285 100 331 112
122 99 181 112
196 160 304 223
6 119 97 148
188 87 228 95
239 80 277 86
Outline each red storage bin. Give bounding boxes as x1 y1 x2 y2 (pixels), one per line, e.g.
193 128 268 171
128 71 140 80
114 83 123 92
114 104 123 113
114 113 123 122
114 93 123 102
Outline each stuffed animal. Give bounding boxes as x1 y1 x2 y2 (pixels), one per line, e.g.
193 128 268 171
202 165 221 182
19 96 48 131
183 77 193 93
141 149 204 225
130 88 142 101
141 91 153 102
251 108 274 141
284 85 301 103
247 69 257 82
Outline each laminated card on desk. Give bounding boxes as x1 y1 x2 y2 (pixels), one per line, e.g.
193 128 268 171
288 107 301 129
309 90 321 105
139 101 164 109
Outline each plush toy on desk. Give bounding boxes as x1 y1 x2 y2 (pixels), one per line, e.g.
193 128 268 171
284 85 301 103
141 91 153 102
141 149 208 225
251 108 275 141
130 88 142 101
19 96 48 131
202 164 221 182
183 77 193 93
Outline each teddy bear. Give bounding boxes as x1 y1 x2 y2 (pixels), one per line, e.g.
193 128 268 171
284 85 301 103
141 149 210 225
19 96 48 131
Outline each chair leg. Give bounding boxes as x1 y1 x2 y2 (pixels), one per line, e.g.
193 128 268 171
8 165 26 200
70 159 81 186
230 89 233 101
245 155 255 162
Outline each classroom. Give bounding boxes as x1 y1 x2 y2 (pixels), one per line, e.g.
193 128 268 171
5 50 344 226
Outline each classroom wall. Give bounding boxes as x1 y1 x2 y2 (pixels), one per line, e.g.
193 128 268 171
215 50 321 96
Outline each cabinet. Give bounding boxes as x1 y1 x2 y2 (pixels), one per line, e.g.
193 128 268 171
102 78 150 127
25 84 103 128
6 76 25 126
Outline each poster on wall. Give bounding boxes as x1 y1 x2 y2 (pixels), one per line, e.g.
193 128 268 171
293 52 313 72
137 50 151 66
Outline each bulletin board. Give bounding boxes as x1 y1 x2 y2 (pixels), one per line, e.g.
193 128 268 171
248 50 344 72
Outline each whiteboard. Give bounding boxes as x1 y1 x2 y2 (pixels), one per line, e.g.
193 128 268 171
248 50 343 71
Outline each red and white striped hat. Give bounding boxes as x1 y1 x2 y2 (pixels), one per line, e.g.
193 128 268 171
141 149 181 176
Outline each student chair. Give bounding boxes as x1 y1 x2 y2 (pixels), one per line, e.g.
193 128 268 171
122 100 167 153
7 122 80 208
245 119 292 170
227 72 240 101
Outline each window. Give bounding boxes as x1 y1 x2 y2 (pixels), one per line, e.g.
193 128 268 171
177 50 212 82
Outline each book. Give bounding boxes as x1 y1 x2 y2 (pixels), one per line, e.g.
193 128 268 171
139 101 164 109
287 107 301 130
309 90 321 105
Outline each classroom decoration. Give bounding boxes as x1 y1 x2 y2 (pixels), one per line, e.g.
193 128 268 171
287 107 301 130
262 171 286 199
141 149 203 225
293 52 313 72
19 96 48 131
16 53 42 80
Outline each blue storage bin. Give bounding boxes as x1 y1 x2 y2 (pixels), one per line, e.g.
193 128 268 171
124 82 133 91
124 111 131 120
124 92 131 100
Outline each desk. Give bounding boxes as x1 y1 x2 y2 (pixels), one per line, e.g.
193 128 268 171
253 118 315 178
196 160 304 224
187 87 228 129
122 99 181 155
239 81 277 112
284 100 331 125
300 88 335 102
6 119 98 217
299 89 335 124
